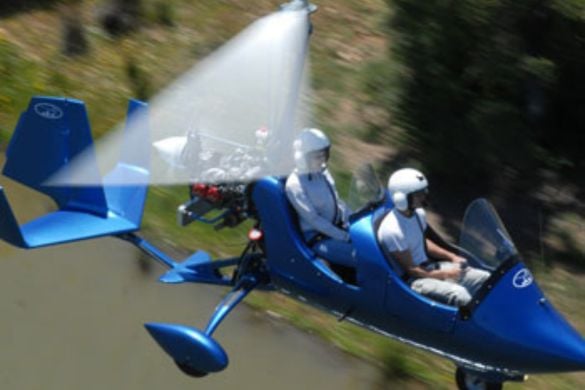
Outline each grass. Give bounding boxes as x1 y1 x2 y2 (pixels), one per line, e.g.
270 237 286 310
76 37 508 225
1 1 584 388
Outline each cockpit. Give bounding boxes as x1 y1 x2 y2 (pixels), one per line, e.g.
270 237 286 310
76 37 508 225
348 164 520 313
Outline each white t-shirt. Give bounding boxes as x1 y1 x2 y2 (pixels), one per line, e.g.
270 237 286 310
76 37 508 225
377 208 428 267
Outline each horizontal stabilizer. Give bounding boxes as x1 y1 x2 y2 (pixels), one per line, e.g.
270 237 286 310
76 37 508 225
0 186 138 248
159 251 233 285
0 97 149 249
20 211 138 248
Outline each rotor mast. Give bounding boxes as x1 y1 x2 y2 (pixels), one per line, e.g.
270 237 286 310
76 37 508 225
280 0 318 13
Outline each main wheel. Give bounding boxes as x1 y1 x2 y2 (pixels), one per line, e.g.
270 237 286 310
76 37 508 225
175 360 208 378
455 368 503 390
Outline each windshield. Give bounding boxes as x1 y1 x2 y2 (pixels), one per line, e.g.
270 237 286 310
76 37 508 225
347 164 385 212
459 198 518 271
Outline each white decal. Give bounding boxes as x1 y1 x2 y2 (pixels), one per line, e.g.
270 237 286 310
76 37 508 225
34 103 63 120
512 269 533 289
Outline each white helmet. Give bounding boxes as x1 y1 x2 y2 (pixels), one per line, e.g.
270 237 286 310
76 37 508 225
293 128 331 172
387 168 428 211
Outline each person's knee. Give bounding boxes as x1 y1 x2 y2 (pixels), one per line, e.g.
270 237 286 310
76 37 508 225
463 268 491 293
411 279 472 307
449 286 471 307
411 279 433 296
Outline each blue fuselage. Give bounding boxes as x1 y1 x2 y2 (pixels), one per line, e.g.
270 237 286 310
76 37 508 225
253 177 585 376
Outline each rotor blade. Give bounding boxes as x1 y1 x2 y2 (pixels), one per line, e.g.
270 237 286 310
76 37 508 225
48 9 312 186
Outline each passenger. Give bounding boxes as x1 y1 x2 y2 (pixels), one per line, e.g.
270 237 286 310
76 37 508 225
285 128 354 266
377 168 490 307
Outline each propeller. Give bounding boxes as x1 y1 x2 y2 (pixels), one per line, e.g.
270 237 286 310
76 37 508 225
48 5 314 186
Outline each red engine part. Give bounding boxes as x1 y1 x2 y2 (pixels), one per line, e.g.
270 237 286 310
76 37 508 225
191 183 208 197
191 183 223 203
206 186 222 203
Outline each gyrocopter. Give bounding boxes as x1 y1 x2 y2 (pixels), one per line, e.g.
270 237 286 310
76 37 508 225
1 1 584 389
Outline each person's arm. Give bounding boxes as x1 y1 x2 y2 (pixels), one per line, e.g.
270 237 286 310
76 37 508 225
337 199 351 227
324 170 351 226
286 177 350 241
391 250 462 280
426 239 466 264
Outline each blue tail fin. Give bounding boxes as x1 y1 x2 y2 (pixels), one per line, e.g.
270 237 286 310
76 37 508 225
103 99 150 227
0 97 150 248
0 189 26 248
3 97 108 216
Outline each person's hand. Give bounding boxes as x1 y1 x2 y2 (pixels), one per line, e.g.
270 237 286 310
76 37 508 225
451 255 467 265
441 267 462 280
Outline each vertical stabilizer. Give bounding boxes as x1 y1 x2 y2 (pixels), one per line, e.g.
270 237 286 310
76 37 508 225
3 97 107 216
0 188 26 248
103 99 150 227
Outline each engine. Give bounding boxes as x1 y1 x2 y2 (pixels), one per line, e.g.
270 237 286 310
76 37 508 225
177 181 253 230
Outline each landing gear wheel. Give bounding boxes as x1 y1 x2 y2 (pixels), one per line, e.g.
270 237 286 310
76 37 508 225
456 368 503 390
175 360 208 378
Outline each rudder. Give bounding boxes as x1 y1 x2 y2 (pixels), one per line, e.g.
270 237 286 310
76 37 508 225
3 97 108 216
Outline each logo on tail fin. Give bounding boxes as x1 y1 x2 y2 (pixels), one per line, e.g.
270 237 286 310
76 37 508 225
34 103 63 120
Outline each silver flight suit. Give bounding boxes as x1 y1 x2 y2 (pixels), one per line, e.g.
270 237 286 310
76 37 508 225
285 169 354 266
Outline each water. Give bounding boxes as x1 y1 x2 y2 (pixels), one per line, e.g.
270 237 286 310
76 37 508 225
0 171 380 390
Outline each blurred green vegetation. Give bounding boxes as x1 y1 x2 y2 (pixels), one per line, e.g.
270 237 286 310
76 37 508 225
0 0 584 388
387 0 585 185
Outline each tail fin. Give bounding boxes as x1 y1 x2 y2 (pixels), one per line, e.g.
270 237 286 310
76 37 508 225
0 97 149 248
103 99 150 227
3 97 108 216
0 188 26 248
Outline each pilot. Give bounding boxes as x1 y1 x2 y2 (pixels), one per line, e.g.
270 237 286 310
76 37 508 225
285 128 354 266
377 168 490 307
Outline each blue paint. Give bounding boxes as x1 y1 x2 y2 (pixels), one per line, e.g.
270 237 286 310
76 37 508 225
251 176 585 378
0 97 149 248
4 97 108 216
144 323 228 373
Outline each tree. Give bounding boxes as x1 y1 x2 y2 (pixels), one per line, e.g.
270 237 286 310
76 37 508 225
98 0 144 37
1 1 70 16
387 0 584 186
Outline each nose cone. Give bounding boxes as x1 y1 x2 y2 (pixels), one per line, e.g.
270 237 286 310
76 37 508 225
471 264 585 373
524 300 585 372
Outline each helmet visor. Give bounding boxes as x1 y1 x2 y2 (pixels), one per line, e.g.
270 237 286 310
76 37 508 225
410 188 429 208
305 147 330 171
